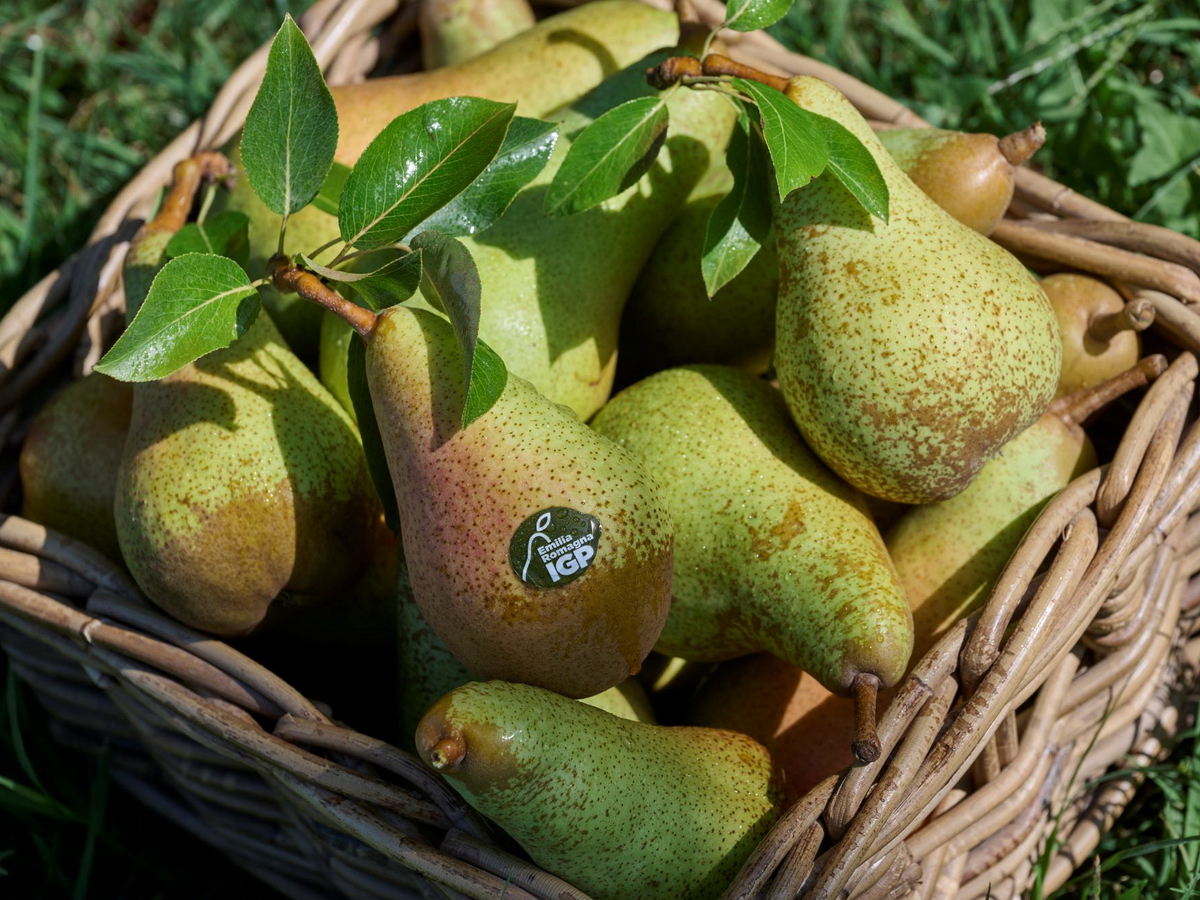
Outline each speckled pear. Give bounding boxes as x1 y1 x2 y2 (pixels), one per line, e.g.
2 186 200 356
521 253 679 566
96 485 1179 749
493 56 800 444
115 312 379 636
215 0 679 359
591 366 912 697
416 680 781 899
365 305 673 698
418 0 535 69
774 77 1061 504
20 372 132 562
883 358 1165 660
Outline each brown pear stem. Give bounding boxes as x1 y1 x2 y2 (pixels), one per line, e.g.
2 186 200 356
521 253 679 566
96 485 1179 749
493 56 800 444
997 122 1046 167
851 672 882 764
647 55 703 90
267 254 379 339
1087 297 1156 344
701 53 791 91
1048 354 1168 428
139 151 233 239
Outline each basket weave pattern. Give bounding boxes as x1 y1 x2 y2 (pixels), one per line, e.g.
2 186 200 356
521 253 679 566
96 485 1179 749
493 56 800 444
1 0 1199 897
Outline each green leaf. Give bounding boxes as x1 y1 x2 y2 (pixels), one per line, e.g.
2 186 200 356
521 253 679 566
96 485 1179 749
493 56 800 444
339 97 516 250
1129 98 1200 187
543 96 669 216
348 336 399 532
410 230 507 428
420 117 559 236
311 161 351 216
166 210 250 267
734 78 829 200
95 254 259 382
815 115 889 221
240 15 337 217
301 249 423 311
702 114 773 296
723 0 792 32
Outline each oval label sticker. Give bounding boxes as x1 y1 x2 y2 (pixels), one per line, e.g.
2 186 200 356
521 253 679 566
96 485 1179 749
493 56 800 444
510 507 602 588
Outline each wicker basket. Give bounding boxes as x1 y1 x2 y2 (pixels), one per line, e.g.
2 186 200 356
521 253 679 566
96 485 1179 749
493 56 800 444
2 0 1200 897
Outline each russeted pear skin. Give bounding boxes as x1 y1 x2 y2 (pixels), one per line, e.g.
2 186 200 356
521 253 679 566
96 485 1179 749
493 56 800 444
215 0 679 358
591 366 912 692
116 312 377 636
366 305 673 698
417 680 781 899
774 77 1061 504
885 410 1097 661
20 372 132 562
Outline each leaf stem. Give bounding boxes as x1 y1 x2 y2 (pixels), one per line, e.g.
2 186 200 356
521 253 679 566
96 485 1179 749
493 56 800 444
337 243 414 266
267 253 378 339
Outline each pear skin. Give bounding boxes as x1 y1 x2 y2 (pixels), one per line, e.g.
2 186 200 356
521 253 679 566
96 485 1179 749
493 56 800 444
214 0 680 359
885 400 1101 661
619 176 779 381
365 305 673 698
878 124 1045 235
318 309 357 424
20 372 132 562
116 312 378 636
418 0 536 69
774 77 1061 504
591 366 912 696
689 654 856 803
1043 273 1149 398
407 48 739 419
417 680 781 899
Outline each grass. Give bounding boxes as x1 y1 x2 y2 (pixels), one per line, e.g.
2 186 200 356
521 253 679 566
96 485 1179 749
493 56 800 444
0 0 1198 896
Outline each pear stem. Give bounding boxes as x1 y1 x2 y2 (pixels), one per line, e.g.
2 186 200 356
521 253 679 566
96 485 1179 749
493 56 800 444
1088 297 1156 344
997 122 1046 167
851 673 882 764
1048 354 1168 428
702 54 790 92
266 254 378 340
141 152 233 239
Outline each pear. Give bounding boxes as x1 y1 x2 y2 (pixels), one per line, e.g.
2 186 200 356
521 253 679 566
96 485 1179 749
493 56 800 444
591 365 911 758
318 310 357 424
418 0 535 69
19 371 132 562
878 124 1045 235
214 0 680 359
417 680 781 899
618 171 779 382
773 77 1061 504
885 357 1163 660
364 304 673 698
407 47 738 420
689 654 855 803
115 312 380 636
1042 273 1153 398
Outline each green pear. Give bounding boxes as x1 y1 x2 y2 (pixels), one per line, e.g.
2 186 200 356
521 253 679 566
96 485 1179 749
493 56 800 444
417 680 781 899
618 169 779 381
364 304 673 698
19 372 132 562
591 366 912 700
418 0 535 69
116 312 380 636
883 359 1164 661
878 123 1045 235
214 0 680 360
318 310 357 424
774 77 1061 504
1042 273 1152 398
406 47 738 420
